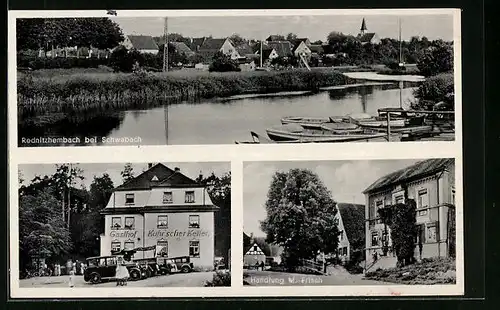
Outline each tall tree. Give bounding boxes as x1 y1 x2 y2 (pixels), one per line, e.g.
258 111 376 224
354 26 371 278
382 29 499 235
19 189 72 271
121 163 135 184
260 169 340 271
229 33 245 46
286 33 298 41
417 40 453 76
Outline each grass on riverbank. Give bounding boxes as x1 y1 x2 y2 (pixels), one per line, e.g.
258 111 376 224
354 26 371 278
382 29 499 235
18 68 348 115
364 257 456 285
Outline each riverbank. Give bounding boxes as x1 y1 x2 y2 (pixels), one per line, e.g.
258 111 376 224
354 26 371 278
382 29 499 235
18 68 348 115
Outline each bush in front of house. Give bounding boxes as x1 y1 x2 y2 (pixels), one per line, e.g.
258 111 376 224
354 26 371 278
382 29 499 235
204 271 231 287
209 51 241 72
364 257 456 285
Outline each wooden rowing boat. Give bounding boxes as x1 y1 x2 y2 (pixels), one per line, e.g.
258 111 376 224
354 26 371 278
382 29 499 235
266 124 387 143
281 116 333 129
320 122 363 133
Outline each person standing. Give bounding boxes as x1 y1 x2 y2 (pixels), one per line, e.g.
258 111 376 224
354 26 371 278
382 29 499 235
115 258 130 286
68 264 75 288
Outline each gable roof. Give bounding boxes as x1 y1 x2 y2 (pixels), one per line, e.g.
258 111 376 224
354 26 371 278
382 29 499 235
337 203 365 249
309 44 324 54
169 42 194 55
266 35 285 41
291 38 310 47
127 35 159 51
357 33 377 43
199 38 228 51
188 37 207 51
115 163 199 191
235 43 253 56
363 158 454 194
264 41 293 57
242 234 275 256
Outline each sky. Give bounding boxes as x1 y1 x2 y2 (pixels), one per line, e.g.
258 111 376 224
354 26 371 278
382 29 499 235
18 162 230 190
243 159 425 237
111 14 454 42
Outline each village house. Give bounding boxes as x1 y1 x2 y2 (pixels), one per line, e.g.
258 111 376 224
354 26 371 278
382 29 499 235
168 41 195 58
262 41 293 58
357 18 381 45
335 203 366 263
253 46 279 66
99 163 218 270
291 38 313 60
196 37 240 62
120 35 159 54
363 158 456 269
243 233 283 267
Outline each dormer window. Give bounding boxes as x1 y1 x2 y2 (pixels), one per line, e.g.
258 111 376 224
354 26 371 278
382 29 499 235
185 191 195 203
125 193 135 205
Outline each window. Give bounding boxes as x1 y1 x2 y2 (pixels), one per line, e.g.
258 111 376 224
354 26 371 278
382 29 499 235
111 240 121 252
371 232 379 246
157 240 168 257
124 241 135 250
189 241 200 257
157 215 168 229
342 247 348 256
382 231 389 243
111 217 122 230
185 191 195 203
375 200 383 223
339 230 344 241
124 217 135 230
163 192 173 204
417 189 429 216
125 193 135 205
253 245 257 251
395 195 404 204
189 215 200 228
427 224 438 242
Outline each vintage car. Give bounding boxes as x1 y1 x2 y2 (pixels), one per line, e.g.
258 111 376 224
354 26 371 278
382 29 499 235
157 256 194 275
83 255 144 284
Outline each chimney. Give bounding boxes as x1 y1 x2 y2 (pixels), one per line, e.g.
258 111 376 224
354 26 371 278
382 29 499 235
148 163 153 169
198 171 203 181
174 167 180 172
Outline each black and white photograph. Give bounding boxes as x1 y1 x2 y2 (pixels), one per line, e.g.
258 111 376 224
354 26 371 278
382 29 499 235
15 10 458 147
16 162 231 289
242 158 460 289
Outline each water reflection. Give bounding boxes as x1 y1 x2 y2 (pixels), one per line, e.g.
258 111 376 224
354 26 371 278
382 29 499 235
18 83 419 147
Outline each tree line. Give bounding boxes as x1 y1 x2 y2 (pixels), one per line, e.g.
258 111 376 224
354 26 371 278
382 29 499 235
18 164 231 273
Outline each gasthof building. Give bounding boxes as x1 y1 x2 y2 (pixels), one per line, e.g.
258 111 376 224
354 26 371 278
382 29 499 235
100 163 218 270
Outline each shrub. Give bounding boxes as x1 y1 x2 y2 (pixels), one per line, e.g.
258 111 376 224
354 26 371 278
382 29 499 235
412 72 454 110
204 271 231 287
417 41 453 76
209 52 241 72
17 55 110 70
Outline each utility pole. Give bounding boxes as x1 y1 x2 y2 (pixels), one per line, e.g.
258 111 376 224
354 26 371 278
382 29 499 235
260 39 263 67
163 17 169 72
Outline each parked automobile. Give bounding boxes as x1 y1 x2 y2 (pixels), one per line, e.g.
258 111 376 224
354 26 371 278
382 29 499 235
157 256 194 275
83 255 144 284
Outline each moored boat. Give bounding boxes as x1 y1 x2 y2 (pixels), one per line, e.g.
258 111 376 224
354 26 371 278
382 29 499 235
266 124 387 143
281 116 333 129
343 112 406 128
320 122 363 133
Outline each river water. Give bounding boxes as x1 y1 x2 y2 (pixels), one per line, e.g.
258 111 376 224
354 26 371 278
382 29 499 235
19 76 421 147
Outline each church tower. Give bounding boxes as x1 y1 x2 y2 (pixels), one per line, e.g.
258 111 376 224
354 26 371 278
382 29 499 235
360 18 368 35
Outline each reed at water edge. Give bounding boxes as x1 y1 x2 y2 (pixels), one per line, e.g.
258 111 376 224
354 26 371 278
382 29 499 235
17 69 348 115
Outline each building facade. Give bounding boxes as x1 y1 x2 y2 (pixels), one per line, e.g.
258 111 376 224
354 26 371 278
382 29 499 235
100 163 218 270
363 159 456 265
335 203 365 263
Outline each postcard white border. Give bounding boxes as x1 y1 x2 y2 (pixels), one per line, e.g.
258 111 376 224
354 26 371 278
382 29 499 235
8 8 464 298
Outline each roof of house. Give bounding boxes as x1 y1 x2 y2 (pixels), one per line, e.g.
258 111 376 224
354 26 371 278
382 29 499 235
127 35 159 51
199 38 228 51
188 37 207 51
266 35 285 41
115 163 200 191
309 44 324 54
357 33 377 43
264 41 293 57
337 203 365 249
242 233 283 257
291 38 310 47
363 158 454 194
169 42 194 55
235 43 253 56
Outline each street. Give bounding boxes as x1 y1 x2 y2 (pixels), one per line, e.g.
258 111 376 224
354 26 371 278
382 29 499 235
20 272 216 288
243 270 395 286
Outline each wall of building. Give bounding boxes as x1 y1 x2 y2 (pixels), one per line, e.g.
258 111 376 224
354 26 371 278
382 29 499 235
365 171 454 264
100 211 215 269
336 212 351 263
244 254 266 266
220 39 240 60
